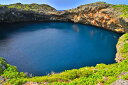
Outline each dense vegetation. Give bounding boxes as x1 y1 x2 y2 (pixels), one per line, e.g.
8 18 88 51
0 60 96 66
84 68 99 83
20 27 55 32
0 34 128 85
0 3 56 12
0 2 128 85
113 5 128 18
117 33 128 59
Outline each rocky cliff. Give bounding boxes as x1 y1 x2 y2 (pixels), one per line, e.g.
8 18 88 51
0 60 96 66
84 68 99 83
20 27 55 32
1 2 128 63
116 33 128 62
1 2 128 85
67 2 128 33
0 2 128 33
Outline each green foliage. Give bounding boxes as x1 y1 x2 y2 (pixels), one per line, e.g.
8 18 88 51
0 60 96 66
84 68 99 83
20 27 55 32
0 57 7 75
0 3 56 12
113 5 128 18
122 74 128 80
1 33 128 85
0 59 27 85
121 43 128 53
2 64 26 79
117 33 128 58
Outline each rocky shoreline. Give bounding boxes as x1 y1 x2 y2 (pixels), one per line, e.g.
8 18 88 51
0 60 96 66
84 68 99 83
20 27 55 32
0 2 128 85
0 2 127 63
116 34 128 62
0 2 128 33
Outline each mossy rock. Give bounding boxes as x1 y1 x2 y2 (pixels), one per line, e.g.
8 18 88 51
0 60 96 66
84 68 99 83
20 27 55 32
0 57 7 74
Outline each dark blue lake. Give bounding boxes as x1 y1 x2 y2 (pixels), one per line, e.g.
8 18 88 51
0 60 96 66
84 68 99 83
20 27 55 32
0 22 121 76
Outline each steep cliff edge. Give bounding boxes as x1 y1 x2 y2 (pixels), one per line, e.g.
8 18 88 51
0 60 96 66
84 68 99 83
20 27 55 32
0 2 128 85
0 2 128 33
116 34 128 62
67 2 128 33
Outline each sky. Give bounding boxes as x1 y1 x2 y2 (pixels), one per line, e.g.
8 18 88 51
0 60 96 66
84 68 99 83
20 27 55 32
0 0 128 10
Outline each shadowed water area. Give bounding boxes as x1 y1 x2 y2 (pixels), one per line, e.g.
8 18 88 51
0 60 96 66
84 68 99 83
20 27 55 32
0 22 121 76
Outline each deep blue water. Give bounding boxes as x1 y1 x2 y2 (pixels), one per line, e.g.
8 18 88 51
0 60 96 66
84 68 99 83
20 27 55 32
0 22 121 76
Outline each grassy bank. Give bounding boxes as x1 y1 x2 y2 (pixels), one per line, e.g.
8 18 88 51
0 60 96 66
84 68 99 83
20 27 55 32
0 3 56 12
0 34 128 85
113 5 128 18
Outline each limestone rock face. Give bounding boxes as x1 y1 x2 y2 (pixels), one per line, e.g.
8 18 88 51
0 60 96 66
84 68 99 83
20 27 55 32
0 2 127 65
111 79 128 85
0 76 6 84
24 82 49 85
0 2 127 33
24 82 39 85
68 3 128 33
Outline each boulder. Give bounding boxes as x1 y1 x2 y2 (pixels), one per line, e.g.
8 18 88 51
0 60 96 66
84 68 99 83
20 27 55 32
111 79 128 85
0 57 7 73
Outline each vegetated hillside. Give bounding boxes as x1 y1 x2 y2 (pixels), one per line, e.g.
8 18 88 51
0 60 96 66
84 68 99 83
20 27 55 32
0 2 128 33
113 5 128 18
0 2 128 85
0 33 128 85
68 2 112 12
68 2 128 19
0 3 56 12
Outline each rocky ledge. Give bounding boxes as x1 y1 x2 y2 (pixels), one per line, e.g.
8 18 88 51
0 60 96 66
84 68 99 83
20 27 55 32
116 33 128 62
0 2 128 85
0 2 128 63
0 2 128 33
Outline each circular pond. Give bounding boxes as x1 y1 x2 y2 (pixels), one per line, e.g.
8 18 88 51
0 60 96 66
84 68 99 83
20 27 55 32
0 22 121 76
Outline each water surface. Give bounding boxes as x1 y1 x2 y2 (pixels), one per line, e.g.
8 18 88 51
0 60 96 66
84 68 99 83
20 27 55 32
0 22 121 76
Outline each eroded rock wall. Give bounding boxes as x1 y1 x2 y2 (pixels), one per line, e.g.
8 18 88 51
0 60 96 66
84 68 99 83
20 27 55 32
67 3 128 33
0 2 128 33
116 33 128 62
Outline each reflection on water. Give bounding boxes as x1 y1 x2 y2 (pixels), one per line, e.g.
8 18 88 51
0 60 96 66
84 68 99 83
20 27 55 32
72 24 80 32
0 22 121 76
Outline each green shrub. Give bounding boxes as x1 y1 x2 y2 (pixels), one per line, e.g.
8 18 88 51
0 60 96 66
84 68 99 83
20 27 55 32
113 5 128 18
1 34 128 85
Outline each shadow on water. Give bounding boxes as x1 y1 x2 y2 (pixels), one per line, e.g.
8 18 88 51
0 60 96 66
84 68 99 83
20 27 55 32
0 22 122 76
